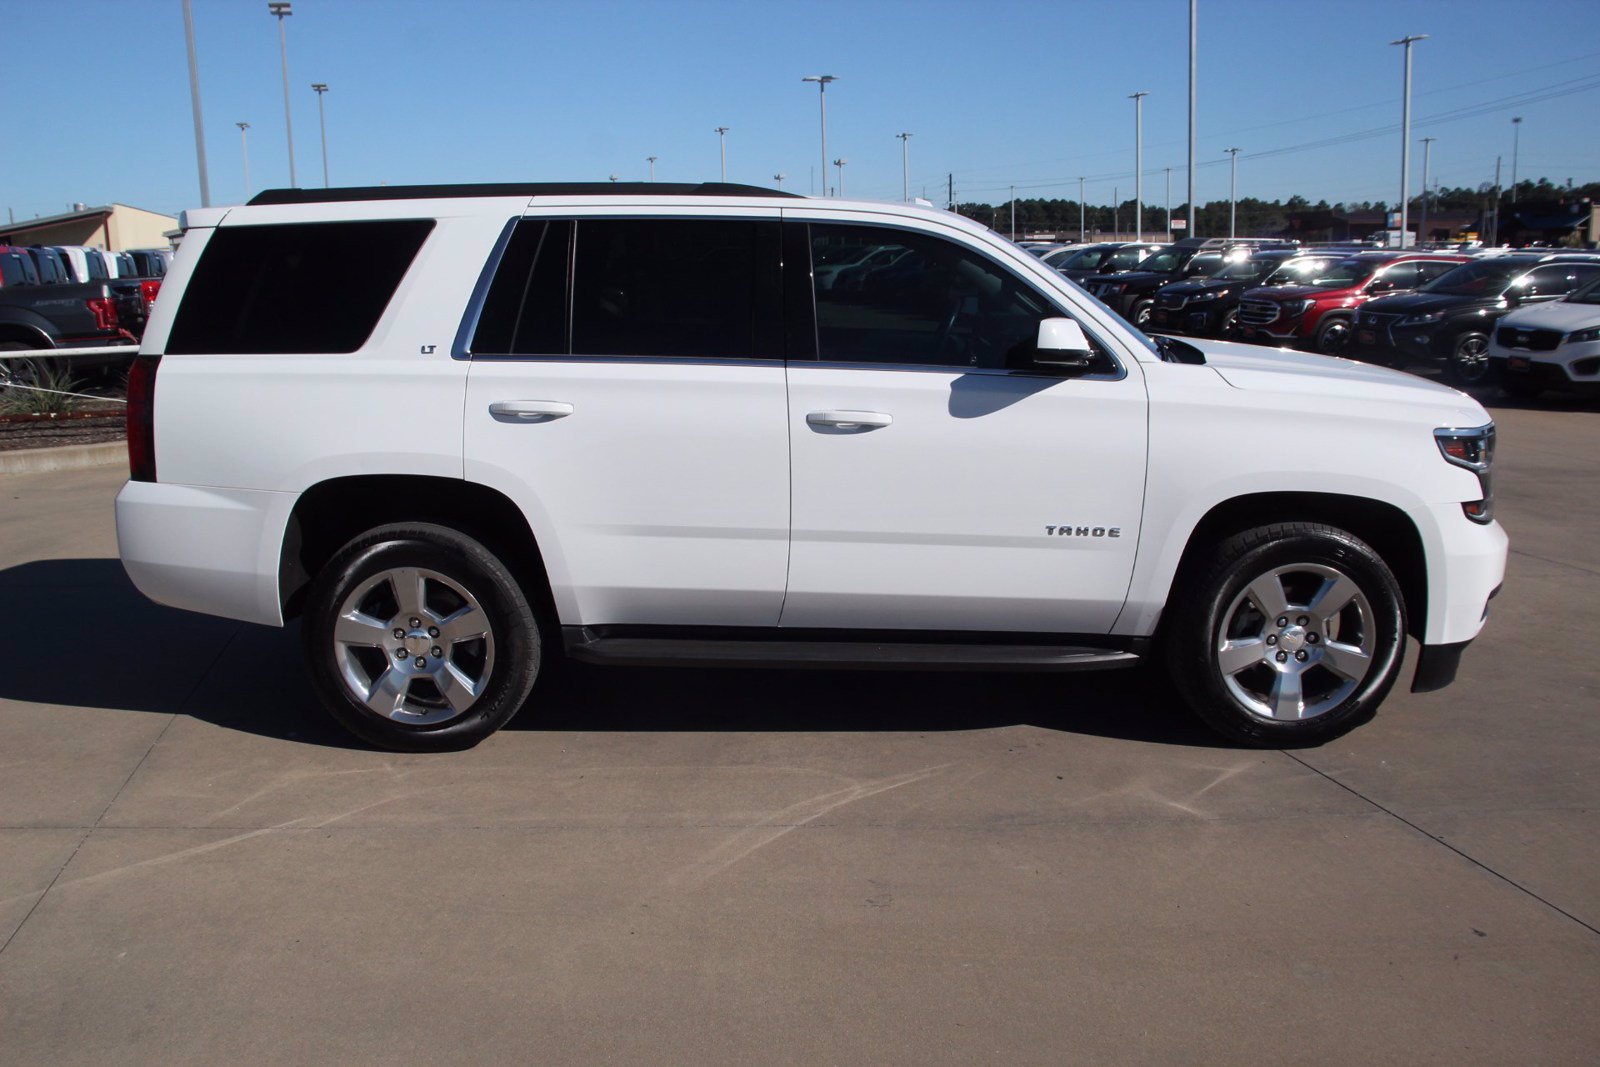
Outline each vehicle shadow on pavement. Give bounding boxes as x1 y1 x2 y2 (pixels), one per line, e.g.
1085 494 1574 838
0 558 1219 750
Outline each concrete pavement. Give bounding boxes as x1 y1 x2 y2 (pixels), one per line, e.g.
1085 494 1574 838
1 397 1596 1064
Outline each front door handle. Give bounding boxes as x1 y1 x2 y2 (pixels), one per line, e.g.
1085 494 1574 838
806 410 893 430
489 400 574 422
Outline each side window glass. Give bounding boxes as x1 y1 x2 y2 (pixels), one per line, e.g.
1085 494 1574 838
570 218 782 359
810 223 1093 372
1415 261 1451 284
472 219 572 355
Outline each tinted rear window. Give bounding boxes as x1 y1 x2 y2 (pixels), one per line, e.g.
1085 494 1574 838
166 220 433 354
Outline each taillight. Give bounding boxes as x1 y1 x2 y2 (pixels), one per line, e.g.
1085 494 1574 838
139 279 162 312
126 355 159 482
86 295 119 331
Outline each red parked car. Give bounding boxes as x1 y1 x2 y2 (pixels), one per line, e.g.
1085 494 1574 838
1235 251 1468 355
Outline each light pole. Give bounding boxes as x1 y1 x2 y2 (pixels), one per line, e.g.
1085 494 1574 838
1188 0 1197 238
1164 166 1172 240
896 132 912 202
268 2 297 187
1511 116 1523 203
1419 136 1435 243
774 173 785 188
1392 33 1427 247
608 174 619 182
1130 91 1148 242
310 82 329 187
647 156 657 181
1010 184 1016 240
1078 176 1086 241
833 158 847 198
714 127 729 181
1225 147 1240 238
182 0 210 206
802 75 837 196
237 122 252 199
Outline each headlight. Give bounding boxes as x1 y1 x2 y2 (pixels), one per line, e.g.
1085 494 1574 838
1400 311 1444 326
1100 283 1125 295
1567 326 1600 344
1434 424 1496 524
1191 290 1219 302
1289 299 1315 315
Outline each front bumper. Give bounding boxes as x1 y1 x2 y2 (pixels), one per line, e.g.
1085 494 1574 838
1150 304 1225 335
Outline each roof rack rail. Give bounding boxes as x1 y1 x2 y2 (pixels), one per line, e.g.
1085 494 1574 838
246 181 802 207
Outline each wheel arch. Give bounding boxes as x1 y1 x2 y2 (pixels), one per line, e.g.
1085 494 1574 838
1163 491 1428 642
280 475 556 628
0 322 54 350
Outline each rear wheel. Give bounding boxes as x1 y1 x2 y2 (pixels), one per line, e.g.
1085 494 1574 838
0 342 42 392
1163 523 1405 747
302 523 542 751
1448 331 1491 384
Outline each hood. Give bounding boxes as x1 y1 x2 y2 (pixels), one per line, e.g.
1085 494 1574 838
1192 339 1485 418
1498 298 1600 332
1244 284 1346 302
1162 277 1237 296
1363 291 1491 314
1094 270 1166 286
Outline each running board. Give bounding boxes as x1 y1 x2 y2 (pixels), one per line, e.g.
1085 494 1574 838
565 636 1141 672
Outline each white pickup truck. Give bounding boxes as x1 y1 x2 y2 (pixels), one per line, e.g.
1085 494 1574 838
114 183 1506 751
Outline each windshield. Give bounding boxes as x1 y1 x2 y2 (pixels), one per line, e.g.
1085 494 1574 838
1419 259 1519 296
1565 274 1600 305
1216 257 1278 281
1059 246 1110 270
1134 249 1183 273
1262 257 1371 288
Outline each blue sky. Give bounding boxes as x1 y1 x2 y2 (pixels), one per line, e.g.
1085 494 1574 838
6 0 1599 222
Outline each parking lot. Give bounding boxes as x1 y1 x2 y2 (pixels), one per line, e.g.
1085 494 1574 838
0 389 1596 1063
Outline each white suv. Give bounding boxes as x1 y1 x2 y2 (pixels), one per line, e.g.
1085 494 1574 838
1489 273 1600 400
115 183 1507 751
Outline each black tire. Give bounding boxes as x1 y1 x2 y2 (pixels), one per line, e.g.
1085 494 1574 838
1447 331 1491 384
301 522 541 751
1313 316 1353 356
0 343 42 390
1132 300 1154 329
1218 308 1240 340
1162 522 1406 747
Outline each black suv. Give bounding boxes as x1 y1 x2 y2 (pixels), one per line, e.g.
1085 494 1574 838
1148 249 1300 338
1351 254 1600 383
1084 239 1288 329
1054 241 1165 284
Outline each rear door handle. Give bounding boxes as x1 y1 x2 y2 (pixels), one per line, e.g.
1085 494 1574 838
489 400 574 422
806 410 893 430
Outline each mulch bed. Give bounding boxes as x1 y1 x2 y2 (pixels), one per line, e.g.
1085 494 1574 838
0 406 127 452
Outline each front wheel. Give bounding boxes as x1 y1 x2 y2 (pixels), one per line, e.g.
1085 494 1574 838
1131 300 1154 329
1217 308 1240 340
1448 332 1491 384
302 523 542 751
1314 316 1353 356
1163 523 1406 747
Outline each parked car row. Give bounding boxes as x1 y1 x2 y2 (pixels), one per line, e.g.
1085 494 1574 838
1044 236 1600 395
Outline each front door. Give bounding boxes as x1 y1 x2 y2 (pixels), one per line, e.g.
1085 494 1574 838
782 220 1149 634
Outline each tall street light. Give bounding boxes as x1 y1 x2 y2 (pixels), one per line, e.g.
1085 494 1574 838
1224 147 1241 238
833 158 847 198
1130 91 1149 241
1419 136 1436 242
1188 0 1197 238
774 173 785 188
1010 184 1016 240
1078 176 1086 241
182 0 211 206
802 75 837 196
310 82 329 187
714 126 729 182
1511 116 1523 202
268 2 297 187
237 122 252 199
647 155 657 181
1391 33 1427 247
896 132 912 202
1164 166 1172 240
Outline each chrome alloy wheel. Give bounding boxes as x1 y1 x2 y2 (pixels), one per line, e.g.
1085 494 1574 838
1215 563 1375 722
1453 334 1490 382
331 566 496 725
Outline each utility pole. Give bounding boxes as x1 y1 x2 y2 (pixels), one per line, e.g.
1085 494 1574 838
1164 166 1172 240
1419 136 1435 243
1078 177 1086 240
714 127 729 182
1491 155 1502 246
1225 147 1240 238
1113 186 1119 238
268 2 297 187
182 0 211 206
896 132 912 202
1130 91 1148 242
1511 116 1523 203
1392 33 1428 247
947 173 954 212
1010 184 1016 240
647 156 657 181
1187 0 1197 239
237 121 252 199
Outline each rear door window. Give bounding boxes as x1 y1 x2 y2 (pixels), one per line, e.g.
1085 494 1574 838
166 220 434 354
472 220 572 355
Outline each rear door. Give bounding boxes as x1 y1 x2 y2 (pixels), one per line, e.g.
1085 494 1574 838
464 212 792 628
781 215 1149 633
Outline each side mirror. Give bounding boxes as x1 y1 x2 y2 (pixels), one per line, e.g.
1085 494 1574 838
1034 317 1094 373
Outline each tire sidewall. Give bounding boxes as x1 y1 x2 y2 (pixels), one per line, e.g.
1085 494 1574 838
302 525 539 751
1173 527 1406 746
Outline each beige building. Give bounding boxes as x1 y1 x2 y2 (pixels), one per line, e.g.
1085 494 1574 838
0 203 178 251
